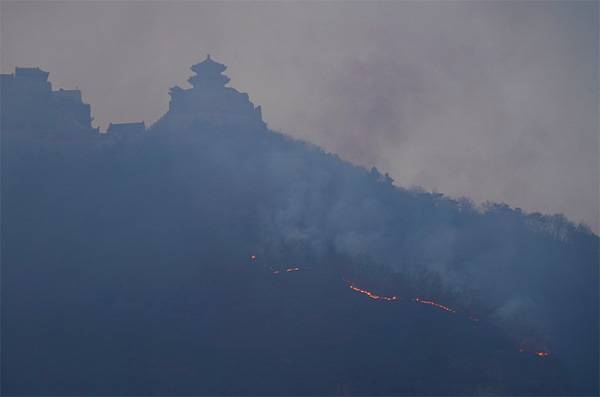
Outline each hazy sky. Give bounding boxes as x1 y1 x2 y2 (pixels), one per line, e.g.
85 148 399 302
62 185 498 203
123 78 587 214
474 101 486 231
1 1 598 232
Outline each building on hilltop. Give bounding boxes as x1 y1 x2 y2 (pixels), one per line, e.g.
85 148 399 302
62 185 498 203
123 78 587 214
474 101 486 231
14 67 51 92
0 66 95 136
53 88 93 132
15 67 49 79
155 55 266 131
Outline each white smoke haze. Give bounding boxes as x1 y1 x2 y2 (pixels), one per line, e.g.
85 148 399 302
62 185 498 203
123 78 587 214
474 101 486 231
1 0 597 233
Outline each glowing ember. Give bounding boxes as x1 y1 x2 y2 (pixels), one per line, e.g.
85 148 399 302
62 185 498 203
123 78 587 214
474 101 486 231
347 283 399 301
413 297 456 314
518 345 550 357
347 282 459 313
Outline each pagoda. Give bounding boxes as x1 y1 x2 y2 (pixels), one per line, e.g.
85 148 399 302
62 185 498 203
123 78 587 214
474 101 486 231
162 55 266 130
188 54 230 89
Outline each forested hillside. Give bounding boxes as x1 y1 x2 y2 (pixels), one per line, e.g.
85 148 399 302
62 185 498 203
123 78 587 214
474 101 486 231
1 61 597 395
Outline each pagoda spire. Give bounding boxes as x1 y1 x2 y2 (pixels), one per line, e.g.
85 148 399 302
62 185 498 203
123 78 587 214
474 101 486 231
188 54 230 89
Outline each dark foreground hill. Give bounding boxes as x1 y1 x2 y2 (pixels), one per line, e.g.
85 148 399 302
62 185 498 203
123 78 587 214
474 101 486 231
1 59 598 395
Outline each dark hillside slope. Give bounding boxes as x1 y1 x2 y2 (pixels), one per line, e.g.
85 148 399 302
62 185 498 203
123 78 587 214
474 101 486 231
1 61 598 395
2 121 597 395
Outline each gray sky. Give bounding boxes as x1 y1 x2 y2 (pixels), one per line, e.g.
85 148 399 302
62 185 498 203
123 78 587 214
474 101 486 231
1 1 598 232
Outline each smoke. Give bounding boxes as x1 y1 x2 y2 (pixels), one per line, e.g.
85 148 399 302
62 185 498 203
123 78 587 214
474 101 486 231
1 2 597 390
1 1 597 232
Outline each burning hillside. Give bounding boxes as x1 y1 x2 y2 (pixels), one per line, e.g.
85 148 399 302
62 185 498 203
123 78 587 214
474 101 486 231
253 258 551 359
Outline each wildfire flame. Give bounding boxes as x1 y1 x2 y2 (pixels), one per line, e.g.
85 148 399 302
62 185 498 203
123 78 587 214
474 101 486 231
519 345 550 358
347 282 461 315
254 258 546 357
413 297 456 314
346 282 551 357
347 283 399 301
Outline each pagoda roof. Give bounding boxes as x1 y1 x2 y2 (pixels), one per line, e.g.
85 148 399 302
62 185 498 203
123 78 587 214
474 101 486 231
191 54 227 74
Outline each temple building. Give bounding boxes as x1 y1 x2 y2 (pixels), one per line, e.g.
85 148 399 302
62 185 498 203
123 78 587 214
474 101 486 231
0 67 95 135
157 55 266 130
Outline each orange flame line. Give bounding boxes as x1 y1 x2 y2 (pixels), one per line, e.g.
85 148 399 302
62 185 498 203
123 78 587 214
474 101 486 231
347 283 399 301
347 282 459 314
261 262 541 357
413 297 456 314
348 281 551 357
